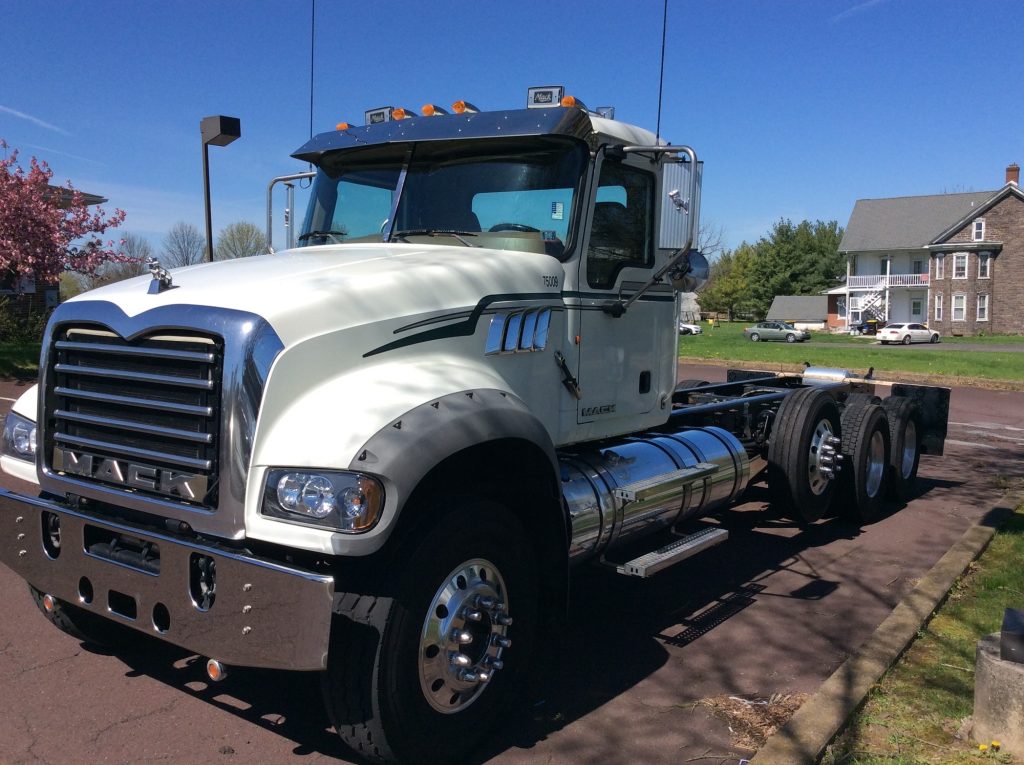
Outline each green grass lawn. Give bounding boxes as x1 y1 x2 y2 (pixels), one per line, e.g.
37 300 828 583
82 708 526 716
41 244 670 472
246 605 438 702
824 505 1024 764
680 323 1024 383
0 343 40 379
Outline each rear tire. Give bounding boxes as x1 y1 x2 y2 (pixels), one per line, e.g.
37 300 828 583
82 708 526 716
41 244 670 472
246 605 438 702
675 379 710 391
322 499 537 765
882 397 922 501
902 335 912 345
930 334 939 344
837 403 891 523
767 387 842 524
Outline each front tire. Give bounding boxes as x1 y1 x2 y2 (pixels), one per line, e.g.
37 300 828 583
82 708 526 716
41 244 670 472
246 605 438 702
786 333 796 343
750 332 760 342
322 499 537 765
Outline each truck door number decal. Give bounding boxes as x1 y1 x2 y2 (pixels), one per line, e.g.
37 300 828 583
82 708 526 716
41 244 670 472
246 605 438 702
543 276 559 288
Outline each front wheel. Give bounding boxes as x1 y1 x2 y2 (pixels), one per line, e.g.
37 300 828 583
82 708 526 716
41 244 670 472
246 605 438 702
786 333 796 343
322 499 537 765
750 332 760 342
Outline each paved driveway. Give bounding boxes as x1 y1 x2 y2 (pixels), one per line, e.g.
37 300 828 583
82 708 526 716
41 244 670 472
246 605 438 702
0 372 1021 765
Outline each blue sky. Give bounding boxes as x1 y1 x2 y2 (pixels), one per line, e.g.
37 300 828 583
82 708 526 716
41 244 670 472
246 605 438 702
3 0 1022 254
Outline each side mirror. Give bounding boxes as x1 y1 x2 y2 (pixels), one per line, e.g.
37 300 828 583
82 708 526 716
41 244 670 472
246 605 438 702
659 158 702 251
671 250 709 293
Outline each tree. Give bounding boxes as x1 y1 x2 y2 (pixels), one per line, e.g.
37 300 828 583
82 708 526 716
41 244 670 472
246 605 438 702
215 221 267 260
0 140 126 283
700 243 756 321
161 222 205 268
746 219 844 318
696 221 725 261
91 233 150 287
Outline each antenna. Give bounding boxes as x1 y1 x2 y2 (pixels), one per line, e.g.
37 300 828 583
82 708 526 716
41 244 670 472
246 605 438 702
309 0 316 140
655 0 668 143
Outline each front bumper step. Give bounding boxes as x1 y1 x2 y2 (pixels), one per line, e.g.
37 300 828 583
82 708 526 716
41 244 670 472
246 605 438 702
0 489 334 671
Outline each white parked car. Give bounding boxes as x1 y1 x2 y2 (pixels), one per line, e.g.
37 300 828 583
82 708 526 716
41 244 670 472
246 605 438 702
678 322 703 335
879 322 940 345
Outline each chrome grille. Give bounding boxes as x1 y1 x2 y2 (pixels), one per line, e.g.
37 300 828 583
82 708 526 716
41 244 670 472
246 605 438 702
47 327 223 508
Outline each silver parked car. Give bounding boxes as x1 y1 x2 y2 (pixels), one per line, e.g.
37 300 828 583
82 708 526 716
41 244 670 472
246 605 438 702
744 321 810 343
879 322 940 345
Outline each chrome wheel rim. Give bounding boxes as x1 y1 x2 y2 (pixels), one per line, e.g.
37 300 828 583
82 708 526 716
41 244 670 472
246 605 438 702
807 419 838 495
419 558 510 714
901 420 918 479
865 430 886 497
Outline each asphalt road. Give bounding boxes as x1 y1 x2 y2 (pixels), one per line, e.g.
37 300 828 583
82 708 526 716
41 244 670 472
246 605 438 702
0 371 1021 765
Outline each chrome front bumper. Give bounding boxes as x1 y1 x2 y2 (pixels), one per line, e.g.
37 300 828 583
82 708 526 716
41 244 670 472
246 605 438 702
0 489 335 671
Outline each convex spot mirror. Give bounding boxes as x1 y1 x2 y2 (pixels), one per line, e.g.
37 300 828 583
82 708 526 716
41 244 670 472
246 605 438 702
671 249 709 293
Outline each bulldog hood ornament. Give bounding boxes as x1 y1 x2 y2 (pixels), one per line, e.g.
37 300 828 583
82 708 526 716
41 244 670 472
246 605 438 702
145 256 175 294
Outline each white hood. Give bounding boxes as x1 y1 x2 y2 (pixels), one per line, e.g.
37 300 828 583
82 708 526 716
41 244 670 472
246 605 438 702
72 243 560 346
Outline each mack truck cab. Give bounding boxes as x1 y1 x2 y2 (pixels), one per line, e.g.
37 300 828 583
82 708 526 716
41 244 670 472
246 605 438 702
0 89 947 765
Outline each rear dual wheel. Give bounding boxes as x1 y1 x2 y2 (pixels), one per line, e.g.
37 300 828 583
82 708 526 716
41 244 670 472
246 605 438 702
768 388 842 523
882 397 923 501
837 403 891 523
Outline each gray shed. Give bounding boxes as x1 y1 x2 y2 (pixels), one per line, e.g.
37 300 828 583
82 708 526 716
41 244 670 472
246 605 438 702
766 296 827 330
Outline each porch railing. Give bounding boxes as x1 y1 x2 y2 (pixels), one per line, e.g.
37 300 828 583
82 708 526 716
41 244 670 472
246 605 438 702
847 273 929 288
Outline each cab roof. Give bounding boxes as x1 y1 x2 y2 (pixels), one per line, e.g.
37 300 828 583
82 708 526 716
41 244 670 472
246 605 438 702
291 107 660 164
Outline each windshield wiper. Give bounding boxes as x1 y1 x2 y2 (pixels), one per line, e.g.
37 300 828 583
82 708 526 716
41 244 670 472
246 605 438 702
390 229 480 247
298 230 348 242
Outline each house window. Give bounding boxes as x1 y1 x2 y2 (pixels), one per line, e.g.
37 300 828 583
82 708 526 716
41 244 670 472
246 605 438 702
977 293 989 321
973 219 985 241
953 252 967 279
952 294 966 321
836 297 847 318
912 259 924 275
978 252 991 279
934 254 945 280
934 294 943 321
850 309 862 325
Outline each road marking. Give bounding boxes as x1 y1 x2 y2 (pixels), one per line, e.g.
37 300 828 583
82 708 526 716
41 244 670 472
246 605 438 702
945 439 1004 451
949 421 1024 433
0 396 16 403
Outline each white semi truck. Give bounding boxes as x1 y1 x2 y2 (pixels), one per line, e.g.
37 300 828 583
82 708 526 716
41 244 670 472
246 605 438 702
0 88 949 764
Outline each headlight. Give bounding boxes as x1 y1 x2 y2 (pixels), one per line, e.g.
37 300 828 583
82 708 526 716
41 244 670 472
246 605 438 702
261 469 384 532
2 412 37 462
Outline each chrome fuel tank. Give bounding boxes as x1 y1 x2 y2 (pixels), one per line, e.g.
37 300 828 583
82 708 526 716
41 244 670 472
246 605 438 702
560 426 749 562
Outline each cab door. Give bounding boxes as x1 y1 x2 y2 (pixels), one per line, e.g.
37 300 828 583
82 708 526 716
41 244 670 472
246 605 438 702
574 152 675 439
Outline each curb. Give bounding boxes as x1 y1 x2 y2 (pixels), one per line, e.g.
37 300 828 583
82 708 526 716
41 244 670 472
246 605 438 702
748 505 1014 765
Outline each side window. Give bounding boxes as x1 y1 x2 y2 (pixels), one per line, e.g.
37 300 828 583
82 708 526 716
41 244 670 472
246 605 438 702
586 161 654 289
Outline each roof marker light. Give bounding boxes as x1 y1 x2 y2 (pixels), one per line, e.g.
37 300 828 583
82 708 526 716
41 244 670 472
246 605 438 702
365 107 393 125
527 85 565 108
335 121 351 130
560 95 589 112
391 107 415 120
421 104 449 117
451 100 480 114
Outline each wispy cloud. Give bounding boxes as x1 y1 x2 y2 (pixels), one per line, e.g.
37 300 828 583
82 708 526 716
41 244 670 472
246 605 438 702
21 143 105 166
0 105 71 136
831 0 890 24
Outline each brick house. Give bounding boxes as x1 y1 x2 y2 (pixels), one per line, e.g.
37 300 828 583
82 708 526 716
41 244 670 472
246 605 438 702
837 164 1023 336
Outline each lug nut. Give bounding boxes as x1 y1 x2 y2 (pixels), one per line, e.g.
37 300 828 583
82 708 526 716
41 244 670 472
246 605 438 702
477 671 491 683
458 669 479 683
450 653 471 667
494 611 513 626
475 596 496 609
485 657 504 670
452 629 473 645
462 608 483 622
492 635 512 648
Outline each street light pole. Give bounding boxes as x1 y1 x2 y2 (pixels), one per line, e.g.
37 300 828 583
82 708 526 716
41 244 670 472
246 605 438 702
200 115 241 263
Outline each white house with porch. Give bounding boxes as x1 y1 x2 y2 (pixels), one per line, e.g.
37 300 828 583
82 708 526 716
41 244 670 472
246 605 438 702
837 181 1010 330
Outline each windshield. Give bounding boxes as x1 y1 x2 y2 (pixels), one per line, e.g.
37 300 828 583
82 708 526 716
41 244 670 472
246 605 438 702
299 136 588 258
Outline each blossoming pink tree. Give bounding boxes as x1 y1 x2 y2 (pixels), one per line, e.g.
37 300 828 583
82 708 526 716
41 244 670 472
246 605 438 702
0 140 127 285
